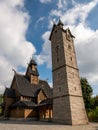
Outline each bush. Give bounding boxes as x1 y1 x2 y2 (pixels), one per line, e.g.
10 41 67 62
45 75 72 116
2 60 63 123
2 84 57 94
88 107 98 122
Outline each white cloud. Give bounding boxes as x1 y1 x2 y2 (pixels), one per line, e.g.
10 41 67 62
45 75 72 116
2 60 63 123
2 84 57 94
35 17 45 28
35 31 51 68
38 0 98 94
68 23 94 45
72 24 98 79
36 17 45 24
71 0 76 6
57 0 67 9
50 0 98 25
50 10 62 18
0 0 36 93
39 0 51 4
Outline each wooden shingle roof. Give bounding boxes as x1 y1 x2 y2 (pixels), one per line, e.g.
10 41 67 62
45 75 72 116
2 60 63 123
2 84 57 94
4 88 16 98
14 73 52 98
27 66 39 76
39 98 53 106
10 101 37 108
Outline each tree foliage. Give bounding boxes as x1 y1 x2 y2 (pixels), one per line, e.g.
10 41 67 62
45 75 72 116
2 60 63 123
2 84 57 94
90 96 98 109
81 77 98 121
80 77 93 112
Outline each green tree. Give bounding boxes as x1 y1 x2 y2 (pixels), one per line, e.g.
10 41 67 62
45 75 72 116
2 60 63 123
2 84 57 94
91 96 98 109
81 77 93 112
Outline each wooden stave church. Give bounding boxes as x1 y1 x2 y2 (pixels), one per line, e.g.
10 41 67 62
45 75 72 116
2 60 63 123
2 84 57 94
2 19 88 125
3 59 53 120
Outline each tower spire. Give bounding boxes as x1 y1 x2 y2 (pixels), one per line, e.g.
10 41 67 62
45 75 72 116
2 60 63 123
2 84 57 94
57 17 64 27
26 58 39 85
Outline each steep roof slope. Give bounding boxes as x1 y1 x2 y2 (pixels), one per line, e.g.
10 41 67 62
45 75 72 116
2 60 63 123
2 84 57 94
4 88 15 98
14 73 52 98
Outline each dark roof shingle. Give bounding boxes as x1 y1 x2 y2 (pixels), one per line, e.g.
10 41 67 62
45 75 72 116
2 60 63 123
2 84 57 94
4 88 16 98
15 73 53 98
15 74 39 97
28 66 39 76
39 98 53 106
39 80 53 98
10 101 37 108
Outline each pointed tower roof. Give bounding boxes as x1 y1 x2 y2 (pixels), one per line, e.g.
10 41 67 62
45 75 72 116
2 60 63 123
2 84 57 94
29 59 37 66
49 19 64 40
57 19 64 26
26 58 39 77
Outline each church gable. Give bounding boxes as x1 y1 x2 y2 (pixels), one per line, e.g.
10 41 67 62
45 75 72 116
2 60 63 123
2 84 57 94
39 80 53 99
37 89 47 104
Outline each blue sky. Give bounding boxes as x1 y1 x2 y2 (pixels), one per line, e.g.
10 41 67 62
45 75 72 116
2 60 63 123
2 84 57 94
0 0 98 95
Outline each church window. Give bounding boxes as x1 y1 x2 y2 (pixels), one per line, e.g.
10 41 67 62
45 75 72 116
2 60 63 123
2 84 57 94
57 57 59 62
55 30 57 34
74 87 77 91
55 45 60 62
68 45 71 50
72 72 74 77
70 57 72 61
55 45 59 55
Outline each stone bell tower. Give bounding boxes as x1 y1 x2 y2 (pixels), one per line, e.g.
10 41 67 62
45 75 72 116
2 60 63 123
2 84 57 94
49 20 88 125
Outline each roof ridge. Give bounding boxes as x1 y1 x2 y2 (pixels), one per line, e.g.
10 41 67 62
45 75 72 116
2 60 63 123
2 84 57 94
39 79 48 82
15 72 24 76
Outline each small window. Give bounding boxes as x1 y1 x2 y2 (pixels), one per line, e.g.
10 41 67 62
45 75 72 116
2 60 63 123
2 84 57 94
72 72 74 77
55 30 57 34
57 57 59 62
68 45 71 49
70 57 72 61
55 45 59 54
74 87 77 91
